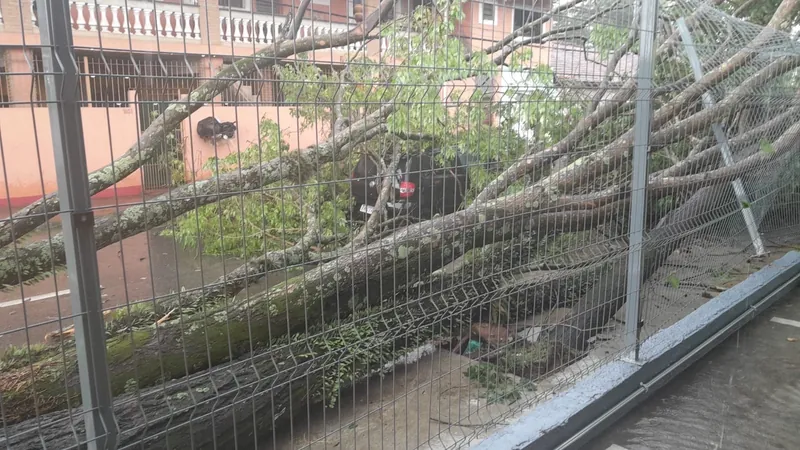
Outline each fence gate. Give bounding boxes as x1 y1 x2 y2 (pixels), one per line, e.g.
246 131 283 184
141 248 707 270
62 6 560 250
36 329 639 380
139 101 183 190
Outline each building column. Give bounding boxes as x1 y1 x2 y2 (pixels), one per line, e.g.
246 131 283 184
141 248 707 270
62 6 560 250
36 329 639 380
197 0 221 47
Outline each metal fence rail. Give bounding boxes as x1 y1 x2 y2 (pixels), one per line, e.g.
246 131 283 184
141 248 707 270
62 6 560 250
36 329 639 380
1 0 800 449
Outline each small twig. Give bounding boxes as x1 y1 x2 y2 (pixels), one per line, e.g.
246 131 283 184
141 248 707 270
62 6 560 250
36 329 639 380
733 0 759 18
389 130 439 142
476 0 586 58
352 148 401 248
429 416 491 429
156 308 178 325
282 0 314 40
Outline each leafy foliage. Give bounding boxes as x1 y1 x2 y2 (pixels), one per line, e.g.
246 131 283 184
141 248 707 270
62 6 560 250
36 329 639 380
464 362 535 404
162 119 352 258
589 24 635 58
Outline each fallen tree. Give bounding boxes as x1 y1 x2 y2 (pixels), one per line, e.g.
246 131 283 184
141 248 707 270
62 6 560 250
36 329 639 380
2 0 800 446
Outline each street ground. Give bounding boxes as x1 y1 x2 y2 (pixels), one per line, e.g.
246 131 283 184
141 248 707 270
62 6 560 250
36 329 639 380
587 286 800 450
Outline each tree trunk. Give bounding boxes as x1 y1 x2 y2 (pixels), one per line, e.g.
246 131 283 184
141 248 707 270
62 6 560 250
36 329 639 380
0 201 622 426
1 253 593 450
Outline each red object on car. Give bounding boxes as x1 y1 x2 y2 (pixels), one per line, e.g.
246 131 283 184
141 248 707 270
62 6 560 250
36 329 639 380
399 181 416 198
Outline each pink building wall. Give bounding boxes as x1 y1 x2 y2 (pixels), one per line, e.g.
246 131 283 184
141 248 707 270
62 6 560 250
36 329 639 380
181 105 326 182
0 108 145 208
0 105 327 208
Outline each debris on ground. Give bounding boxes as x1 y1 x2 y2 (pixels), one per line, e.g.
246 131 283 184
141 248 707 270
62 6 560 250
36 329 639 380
471 323 510 349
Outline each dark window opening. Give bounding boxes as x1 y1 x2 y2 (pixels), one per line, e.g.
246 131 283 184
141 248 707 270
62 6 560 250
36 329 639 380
481 3 496 23
80 53 199 108
514 8 542 35
219 0 247 9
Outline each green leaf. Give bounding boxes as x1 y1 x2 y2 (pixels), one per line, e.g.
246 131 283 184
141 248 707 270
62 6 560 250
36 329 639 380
666 274 680 289
759 139 775 154
741 201 750 209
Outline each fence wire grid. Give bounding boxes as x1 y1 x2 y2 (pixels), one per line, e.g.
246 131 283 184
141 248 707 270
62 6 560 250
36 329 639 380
1 0 800 449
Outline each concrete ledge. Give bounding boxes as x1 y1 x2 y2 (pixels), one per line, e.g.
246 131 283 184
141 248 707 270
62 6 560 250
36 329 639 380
474 251 800 450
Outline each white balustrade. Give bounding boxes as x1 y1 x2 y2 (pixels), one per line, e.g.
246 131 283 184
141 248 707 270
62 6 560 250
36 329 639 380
75 2 87 30
87 3 99 30
220 15 359 52
32 0 200 40
99 5 110 32
132 7 143 35
110 5 121 33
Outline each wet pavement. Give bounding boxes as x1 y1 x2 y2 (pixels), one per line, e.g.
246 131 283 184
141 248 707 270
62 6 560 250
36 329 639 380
0 194 291 348
586 286 800 450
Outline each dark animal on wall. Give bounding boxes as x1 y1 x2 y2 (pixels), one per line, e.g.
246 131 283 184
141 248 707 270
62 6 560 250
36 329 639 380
197 117 237 141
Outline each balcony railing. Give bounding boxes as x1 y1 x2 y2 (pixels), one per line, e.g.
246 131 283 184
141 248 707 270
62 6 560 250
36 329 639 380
33 0 201 40
219 12 359 52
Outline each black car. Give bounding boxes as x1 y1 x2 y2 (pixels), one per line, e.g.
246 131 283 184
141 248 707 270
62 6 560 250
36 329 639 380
349 148 470 221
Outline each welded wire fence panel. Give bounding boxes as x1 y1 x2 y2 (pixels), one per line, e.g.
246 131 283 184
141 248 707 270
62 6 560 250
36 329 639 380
2 0 800 449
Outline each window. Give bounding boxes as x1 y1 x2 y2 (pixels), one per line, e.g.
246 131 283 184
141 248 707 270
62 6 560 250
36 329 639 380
513 8 543 35
479 2 497 25
219 0 248 9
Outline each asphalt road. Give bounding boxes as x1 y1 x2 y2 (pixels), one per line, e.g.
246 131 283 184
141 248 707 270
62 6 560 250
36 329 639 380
586 286 800 450
0 195 276 348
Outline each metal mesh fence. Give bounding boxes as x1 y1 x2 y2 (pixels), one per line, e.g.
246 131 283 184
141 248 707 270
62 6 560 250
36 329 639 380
1 0 800 449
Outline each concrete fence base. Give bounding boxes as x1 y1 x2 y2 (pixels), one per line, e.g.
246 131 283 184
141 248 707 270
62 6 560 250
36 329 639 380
474 251 800 450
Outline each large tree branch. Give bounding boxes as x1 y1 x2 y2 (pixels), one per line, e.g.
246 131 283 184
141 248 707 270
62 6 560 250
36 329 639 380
526 39 800 206
542 99 800 212
283 0 314 40
648 119 800 197
472 10 712 204
658 103 800 178
490 0 627 65
351 148 401 248
0 0 397 250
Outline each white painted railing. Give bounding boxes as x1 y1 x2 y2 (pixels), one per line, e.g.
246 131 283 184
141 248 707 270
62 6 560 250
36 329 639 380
219 13 359 52
33 0 201 40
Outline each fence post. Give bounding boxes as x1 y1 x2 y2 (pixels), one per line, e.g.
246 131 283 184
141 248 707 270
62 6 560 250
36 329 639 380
35 1 118 449
675 17 767 257
624 0 659 362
